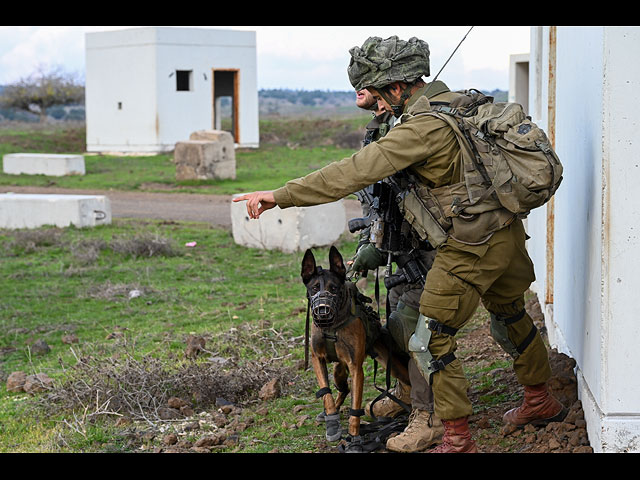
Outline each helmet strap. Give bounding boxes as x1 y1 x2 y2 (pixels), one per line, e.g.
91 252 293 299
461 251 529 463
379 82 416 117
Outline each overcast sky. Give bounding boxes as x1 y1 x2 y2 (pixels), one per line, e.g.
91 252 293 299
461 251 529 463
0 26 531 91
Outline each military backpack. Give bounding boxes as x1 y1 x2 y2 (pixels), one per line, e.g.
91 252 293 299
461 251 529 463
397 90 564 246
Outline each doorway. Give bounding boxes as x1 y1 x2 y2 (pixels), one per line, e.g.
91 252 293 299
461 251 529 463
212 69 239 143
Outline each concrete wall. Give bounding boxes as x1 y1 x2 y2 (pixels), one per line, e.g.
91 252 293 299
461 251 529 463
526 26 640 452
85 27 259 153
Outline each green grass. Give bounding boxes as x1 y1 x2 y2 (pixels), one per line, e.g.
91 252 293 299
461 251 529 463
0 122 362 195
0 145 359 195
0 219 376 452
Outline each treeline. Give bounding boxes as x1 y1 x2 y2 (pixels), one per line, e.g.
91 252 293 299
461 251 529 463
259 88 508 105
259 89 356 107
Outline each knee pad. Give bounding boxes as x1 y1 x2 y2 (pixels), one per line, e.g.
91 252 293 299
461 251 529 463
387 300 420 353
489 310 537 359
408 314 457 383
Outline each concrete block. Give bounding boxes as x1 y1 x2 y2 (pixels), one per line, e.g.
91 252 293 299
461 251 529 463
0 193 111 229
2 153 85 176
230 194 346 253
174 133 236 181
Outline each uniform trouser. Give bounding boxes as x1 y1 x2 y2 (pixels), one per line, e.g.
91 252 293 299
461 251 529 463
419 219 552 421
388 279 434 412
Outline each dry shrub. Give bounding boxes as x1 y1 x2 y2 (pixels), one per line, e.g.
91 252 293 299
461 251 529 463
33 323 309 425
1 228 64 255
109 232 180 259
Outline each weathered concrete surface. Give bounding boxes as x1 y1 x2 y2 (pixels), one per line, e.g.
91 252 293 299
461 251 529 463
0 192 111 229
3 153 85 176
230 193 347 253
174 131 236 181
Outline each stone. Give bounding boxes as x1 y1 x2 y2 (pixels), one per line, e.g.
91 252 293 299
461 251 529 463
174 133 235 181
3 153 85 176
184 335 206 359
259 378 281 401
29 339 51 355
230 194 346 253
6 371 27 392
23 373 54 393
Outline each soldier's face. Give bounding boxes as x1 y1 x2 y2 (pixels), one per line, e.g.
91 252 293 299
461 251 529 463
368 87 393 114
355 89 376 110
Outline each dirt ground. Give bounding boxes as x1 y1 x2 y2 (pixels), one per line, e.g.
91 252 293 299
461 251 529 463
3 185 591 453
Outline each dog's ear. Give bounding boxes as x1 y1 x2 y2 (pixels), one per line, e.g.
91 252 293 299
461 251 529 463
329 246 346 281
301 249 316 284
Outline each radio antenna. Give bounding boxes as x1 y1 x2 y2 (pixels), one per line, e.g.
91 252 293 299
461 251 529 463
424 26 474 95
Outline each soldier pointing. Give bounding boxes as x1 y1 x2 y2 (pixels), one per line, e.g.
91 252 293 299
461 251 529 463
234 35 566 453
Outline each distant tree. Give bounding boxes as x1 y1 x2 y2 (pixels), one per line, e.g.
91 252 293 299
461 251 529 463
0 65 84 123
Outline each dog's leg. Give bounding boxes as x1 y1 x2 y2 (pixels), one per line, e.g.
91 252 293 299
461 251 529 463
347 359 365 438
333 362 350 410
310 352 337 415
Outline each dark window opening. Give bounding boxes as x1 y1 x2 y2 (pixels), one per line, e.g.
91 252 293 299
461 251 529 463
176 70 192 91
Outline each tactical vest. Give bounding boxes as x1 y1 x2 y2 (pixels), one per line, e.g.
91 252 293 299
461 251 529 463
396 90 563 246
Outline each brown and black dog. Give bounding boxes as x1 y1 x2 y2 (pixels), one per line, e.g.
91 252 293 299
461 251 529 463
301 246 410 446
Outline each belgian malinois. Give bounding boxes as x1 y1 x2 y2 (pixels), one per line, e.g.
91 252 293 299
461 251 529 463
301 246 410 446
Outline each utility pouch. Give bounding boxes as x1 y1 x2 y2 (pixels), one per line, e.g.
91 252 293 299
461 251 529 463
397 188 451 248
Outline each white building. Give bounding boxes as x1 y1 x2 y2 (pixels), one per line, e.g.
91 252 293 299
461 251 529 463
85 27 259 153
515 26 640 452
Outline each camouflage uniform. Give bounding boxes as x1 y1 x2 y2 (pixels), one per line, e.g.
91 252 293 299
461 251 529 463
273 82 552 421
266 35 563 452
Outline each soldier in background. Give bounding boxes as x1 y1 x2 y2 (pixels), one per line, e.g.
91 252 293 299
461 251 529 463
349 86 443 452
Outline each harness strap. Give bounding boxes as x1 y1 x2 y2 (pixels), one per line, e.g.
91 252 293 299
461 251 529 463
369 333 411 421
516 324 538 355
429 352 456 376
304 298 310 370
427 318 459 336
497 309 526 325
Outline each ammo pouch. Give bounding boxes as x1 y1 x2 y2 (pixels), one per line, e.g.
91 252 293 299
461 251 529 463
397 178 515 247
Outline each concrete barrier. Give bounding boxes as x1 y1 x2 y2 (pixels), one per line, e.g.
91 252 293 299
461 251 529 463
2 153 85 176
230 194 346 253
0 193 111 229
174 131 236 181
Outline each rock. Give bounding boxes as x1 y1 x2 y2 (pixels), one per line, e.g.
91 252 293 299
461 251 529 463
157 407 182 420
61 333 79 344
258 378 281 401
167 397 189 409
23 373 53 393
29 339 50 355
163 433 178 445
185 335 206 359
195 435 225 448
6 371 27 392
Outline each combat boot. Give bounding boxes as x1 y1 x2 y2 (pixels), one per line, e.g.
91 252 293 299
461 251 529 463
503 382 567 427
385 409 444 453
365 380 411 419
427 417 478 453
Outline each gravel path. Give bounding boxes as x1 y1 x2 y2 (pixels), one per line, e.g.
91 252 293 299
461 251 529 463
0 186 362 231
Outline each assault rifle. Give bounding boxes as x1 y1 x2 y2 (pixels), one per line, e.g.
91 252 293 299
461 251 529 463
349 174 431 287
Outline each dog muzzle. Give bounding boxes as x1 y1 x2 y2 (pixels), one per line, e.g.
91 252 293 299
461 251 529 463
310 290 342 329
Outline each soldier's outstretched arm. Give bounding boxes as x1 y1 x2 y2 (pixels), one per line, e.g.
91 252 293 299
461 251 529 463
233 191 276 219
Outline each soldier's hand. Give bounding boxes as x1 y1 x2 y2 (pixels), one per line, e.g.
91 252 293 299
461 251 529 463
351 243 385 273
233 191 276 219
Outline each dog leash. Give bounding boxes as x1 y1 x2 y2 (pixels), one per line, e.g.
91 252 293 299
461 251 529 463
304 297 310 370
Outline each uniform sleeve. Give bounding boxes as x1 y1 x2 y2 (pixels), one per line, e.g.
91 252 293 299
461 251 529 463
273 121 434 208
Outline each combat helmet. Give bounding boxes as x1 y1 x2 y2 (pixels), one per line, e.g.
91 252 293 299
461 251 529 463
348 36 430 115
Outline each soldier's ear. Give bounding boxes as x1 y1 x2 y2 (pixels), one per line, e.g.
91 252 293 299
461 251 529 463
329 246 346 281
301 249 316 284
